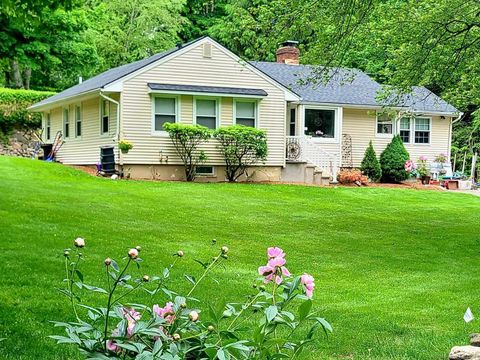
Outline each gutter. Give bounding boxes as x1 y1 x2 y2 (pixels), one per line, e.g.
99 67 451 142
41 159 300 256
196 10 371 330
28 89 100 111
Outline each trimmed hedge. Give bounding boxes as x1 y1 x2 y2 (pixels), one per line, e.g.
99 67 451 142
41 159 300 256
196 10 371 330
0 88 55 135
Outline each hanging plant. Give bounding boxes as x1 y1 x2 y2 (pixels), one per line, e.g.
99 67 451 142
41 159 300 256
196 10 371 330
118 139 133 154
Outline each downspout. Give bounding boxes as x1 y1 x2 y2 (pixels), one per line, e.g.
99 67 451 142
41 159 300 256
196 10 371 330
447 113 463 166
100 92 122 170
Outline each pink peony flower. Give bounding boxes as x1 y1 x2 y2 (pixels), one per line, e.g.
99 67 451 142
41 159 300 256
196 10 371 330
267 247 285 259
122 307 141 337
106 326 121 352
259 247 291 285
153 302 175 323
301 273 315 299
419 155 428 161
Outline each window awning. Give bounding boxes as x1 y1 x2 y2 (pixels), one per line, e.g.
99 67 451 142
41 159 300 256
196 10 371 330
147 83 268 98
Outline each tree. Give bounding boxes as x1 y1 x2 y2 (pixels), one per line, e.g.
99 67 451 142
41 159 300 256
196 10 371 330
180 0 227 41
360 141 381 182
213 125 268 182
163 123 211 181
379 135 410 183
86 0 186 71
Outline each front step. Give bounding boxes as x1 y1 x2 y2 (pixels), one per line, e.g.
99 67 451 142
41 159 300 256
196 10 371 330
281 161 332 186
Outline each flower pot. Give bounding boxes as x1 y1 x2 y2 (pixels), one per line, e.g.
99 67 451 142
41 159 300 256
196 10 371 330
421 175 431 185
121 149 129 154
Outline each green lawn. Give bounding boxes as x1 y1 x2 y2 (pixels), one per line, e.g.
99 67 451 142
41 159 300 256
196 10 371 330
0 156 479 359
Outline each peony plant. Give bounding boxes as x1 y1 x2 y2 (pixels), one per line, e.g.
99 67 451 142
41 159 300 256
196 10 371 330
51 239 332 359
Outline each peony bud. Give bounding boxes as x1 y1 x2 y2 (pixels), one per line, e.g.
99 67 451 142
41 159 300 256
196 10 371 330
135 246 141 252
177 250 184 257
63 250 70 257
142 275 150 282
128 248 139 259
259 285 266 292
207 325 215 332
180 303 187 309
221 246 229 254
252 283 257 289
188 311 199 322
173 333 181 341
74 237 85 248
104 257 112 266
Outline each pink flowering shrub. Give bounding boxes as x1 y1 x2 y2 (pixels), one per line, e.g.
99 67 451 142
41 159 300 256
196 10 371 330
52 240 331 359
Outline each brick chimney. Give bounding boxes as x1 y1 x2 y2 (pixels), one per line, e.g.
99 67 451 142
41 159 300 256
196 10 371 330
276 41 300 65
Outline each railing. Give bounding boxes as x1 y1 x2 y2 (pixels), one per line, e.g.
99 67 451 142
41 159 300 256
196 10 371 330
286 136 340 182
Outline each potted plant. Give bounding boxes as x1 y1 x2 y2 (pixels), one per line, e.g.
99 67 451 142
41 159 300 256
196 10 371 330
434 153 448 175
417 156 431 185
118 139 133 154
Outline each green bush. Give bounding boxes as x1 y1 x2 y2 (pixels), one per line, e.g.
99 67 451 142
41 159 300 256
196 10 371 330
0 87 55 136
213 125 268 182
379 135 410 182
163 122 212 181
360 141 382 182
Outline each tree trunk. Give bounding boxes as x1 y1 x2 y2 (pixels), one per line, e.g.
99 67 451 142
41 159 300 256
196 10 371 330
10 60 23 88
23 67 31 89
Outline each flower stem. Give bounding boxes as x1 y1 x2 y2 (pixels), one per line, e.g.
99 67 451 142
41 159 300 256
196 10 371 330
226 293 261 331
186 252 221 297
103 258 131 352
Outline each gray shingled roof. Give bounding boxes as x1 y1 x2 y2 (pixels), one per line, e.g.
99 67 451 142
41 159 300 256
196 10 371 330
250 61 458 114
148 83 268 96
30 37 206 109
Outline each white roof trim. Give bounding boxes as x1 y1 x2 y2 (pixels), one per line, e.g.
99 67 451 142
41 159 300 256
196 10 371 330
149 89 266 99
103 37 301 102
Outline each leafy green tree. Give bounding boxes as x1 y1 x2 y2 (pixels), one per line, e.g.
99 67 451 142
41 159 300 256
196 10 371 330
213 125 268 182
86 0 186 71
379 135 410 183
163 122 211 181
360 141 381 182
180 0 227 41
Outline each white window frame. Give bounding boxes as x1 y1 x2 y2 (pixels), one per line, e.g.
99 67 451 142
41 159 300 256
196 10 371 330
413 116 431 145
233 99 259 128
376 112 394 138
63 106 70 139
398 117 412 144
151 94 180 136
193 96 220 130
75 104 82 139
45 112 51 141
100 99 110 136
302 105 341 144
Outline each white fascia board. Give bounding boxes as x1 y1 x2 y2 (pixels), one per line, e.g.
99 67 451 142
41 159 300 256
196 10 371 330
28 89 101 111
104 36 301 103
299 101 460 117
148 89 266 99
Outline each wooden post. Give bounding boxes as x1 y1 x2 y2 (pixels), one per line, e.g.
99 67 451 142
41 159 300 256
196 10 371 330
462 152 467 174
453 153 457 172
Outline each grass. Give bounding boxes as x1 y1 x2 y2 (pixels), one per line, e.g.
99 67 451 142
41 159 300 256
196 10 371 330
0 156 479 359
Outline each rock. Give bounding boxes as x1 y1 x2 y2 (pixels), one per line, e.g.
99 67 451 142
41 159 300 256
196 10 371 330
471 334 480 347
450 345 480 360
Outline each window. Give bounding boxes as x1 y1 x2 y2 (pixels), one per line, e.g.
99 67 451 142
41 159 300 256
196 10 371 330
196 166 214 176
376 113 393 135
235 100 256 127
63 108 70 138
414 117 430 144
289 108 296 136
154 97 177 132
75 105 82 137
195 99 217 129
46 113 51 141
101 100 109 134
399 117 411 143
304 108 335 138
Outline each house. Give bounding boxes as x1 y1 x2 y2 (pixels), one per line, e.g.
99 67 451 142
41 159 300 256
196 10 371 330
29 36 460 184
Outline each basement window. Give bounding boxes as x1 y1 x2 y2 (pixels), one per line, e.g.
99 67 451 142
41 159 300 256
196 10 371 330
196 166 214 176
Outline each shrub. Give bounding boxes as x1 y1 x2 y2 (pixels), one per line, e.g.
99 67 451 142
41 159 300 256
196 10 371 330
337 169 368 185
0 87 55 136
213 125 268 182
360 141 382 182
163 123 211 181
51 239 332 359
379 135 410 182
